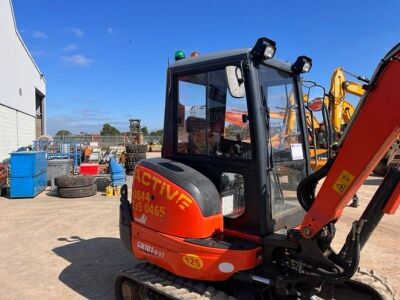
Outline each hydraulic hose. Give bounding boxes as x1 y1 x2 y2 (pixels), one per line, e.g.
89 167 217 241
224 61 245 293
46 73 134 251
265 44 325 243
297 158 335 211
303 227 360 283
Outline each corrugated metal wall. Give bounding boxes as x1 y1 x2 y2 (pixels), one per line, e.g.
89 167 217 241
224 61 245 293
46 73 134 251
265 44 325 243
17 110 35 148
0 0 46 116
0 104 35 161
0 0 46 162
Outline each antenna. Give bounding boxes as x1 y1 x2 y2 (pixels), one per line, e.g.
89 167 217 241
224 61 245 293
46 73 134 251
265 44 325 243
168 58 172 95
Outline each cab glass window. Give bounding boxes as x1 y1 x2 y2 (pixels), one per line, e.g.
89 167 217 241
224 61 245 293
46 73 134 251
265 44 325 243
220 172 245 218
177 67 252 159
259 65 306 219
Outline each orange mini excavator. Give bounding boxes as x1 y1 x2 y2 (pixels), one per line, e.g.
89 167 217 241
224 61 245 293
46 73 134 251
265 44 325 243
115 38 400 299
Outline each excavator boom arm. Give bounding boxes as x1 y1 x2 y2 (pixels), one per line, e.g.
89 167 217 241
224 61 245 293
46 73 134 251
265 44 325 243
344 81 365 97
301 44 400 238
329 67 365 133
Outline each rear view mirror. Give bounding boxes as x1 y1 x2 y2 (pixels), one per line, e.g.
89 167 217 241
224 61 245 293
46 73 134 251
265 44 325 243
307 85 325 112
226 66 245 98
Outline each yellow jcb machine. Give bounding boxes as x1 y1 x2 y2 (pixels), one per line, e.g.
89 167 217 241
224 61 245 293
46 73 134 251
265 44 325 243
305 67 400 176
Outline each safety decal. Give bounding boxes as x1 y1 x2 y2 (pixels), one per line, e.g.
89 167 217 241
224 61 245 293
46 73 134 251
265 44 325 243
182 254 204 270
332 170 355 194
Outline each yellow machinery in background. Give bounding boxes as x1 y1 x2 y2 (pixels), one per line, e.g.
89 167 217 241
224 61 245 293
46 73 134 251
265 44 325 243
306 67 399 175
305 67 366 171
328 67 365 135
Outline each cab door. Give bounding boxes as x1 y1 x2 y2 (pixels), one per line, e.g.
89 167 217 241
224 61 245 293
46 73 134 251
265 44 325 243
171 63 261 233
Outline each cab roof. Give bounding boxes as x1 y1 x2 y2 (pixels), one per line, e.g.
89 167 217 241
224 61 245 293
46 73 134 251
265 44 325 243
169 48 293 73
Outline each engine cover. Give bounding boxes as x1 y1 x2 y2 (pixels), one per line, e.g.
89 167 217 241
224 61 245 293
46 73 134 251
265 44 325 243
131 158 223 238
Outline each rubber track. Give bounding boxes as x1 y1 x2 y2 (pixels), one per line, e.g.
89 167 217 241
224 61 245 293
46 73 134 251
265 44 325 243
351 268 397 300
116 263 236 300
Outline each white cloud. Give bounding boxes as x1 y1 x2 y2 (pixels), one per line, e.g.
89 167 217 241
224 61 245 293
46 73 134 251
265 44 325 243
64 27 84 37
60 54 93 67
33 31 47 39
107 27 114 35
61 44 78 52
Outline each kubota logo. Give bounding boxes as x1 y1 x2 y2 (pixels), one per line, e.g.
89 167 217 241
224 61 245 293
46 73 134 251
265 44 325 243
134 168 193 211
136 241 165 258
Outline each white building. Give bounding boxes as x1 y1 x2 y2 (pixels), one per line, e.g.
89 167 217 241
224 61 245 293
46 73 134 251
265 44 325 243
0 0 46 161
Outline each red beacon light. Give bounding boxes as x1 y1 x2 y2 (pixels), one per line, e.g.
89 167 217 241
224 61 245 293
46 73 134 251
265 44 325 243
191 51 200 57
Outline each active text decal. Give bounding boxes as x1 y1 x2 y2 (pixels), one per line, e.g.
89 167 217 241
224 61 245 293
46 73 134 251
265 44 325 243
134 168 193 211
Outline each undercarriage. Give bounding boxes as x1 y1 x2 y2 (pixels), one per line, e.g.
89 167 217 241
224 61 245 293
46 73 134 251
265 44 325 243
114 263 396 300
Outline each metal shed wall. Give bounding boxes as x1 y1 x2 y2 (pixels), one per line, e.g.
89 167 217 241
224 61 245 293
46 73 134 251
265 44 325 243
0 0 46 161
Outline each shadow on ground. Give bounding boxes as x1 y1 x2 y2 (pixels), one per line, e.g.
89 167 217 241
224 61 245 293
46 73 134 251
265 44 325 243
45 190 59 197
53 236 137 300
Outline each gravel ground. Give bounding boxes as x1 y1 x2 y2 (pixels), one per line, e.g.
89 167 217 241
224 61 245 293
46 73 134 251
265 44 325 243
0 153 398 299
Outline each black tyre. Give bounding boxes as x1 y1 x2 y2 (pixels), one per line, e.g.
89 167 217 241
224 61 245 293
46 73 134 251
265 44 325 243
125 144 138 153
126 153 146 161
125 158 143 164
126 144 147 154
125 144 133 153
55 175 95 188
125 161 137 171
57 184 97 198
94 176 111 191
125 169 134 176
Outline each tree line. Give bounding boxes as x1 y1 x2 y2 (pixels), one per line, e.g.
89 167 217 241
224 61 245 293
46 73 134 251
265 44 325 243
55 123 163 136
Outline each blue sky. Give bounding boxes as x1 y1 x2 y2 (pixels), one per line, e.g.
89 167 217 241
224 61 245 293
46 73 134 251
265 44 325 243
12 0 399 135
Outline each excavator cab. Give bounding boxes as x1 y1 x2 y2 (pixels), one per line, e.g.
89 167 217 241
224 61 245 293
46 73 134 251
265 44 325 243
161 39 312 236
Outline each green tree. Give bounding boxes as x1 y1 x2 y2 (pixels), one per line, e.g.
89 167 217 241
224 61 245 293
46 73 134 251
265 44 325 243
141 126 149 136
100 123 121 136
149 129 164 136
55 130 72 136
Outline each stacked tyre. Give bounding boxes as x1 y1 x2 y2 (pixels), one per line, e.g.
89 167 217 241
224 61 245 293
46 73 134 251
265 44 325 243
125 144 147 174
55 175 97 198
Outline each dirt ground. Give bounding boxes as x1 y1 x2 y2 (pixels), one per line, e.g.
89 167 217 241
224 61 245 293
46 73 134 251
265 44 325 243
332 177 400 294
0 153 398 299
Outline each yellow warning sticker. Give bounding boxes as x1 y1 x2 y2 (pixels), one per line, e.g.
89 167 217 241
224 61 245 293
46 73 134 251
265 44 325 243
332 170 355 194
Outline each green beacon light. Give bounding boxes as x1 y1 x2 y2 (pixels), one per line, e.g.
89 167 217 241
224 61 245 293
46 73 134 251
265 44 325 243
175 50 186 61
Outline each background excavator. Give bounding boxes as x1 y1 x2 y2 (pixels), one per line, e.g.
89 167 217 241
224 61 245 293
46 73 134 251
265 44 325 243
303 67 365 171
115 38 400 299
305 67 400 176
